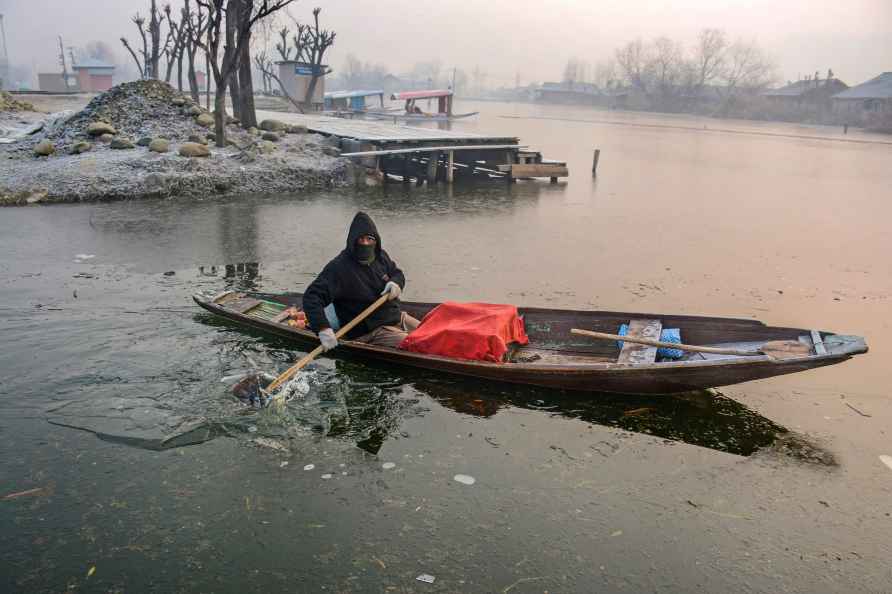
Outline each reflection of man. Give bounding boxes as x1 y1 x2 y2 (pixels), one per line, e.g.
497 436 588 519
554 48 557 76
303 212 420 351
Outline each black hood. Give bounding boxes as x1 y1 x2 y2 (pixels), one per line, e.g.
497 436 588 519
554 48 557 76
345 212 382 259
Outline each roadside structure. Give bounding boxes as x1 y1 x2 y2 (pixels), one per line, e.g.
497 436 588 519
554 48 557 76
38 72 71 92
71 59 115 92
832 72 892 122
276 61 327 110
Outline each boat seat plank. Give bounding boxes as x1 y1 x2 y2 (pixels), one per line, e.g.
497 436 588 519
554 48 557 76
811 330 827 355
228 297 263 314
617 319 662 364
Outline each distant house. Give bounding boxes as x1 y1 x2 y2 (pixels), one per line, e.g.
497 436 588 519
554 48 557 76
761 77 848 107
832 72 892 120
196 71 207 91
534 81 602 105
72 58 115 92
38 72 72 92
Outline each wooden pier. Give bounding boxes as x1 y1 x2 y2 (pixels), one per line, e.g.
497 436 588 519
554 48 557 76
255 110 568 185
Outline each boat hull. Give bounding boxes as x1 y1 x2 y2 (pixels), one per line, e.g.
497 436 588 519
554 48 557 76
193 292 867 394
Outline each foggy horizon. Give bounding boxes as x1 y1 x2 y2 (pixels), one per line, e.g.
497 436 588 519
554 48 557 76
1 0 890 88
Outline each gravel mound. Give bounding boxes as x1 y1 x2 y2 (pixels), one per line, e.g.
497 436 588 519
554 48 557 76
40 80 207 150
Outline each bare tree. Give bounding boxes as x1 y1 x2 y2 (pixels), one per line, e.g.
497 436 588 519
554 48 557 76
162 4 190 88
691 28 727 91
650 36 684 107
182 0 207 102
192 0 294 146
275 26 293 60
147 0 165 78
226 0 242 121
290 7 335 108
717 38 776 114
121 13 149 79
615 39 650 95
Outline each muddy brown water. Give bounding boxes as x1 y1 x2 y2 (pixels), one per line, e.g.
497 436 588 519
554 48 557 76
1 100 891 593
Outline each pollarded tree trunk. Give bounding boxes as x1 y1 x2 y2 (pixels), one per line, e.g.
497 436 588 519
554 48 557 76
225 0 241 121
238 30 257 128
214 80 228 147
187 49 199 103
229 70 242 121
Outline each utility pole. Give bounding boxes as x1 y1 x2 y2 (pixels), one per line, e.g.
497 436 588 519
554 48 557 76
0 14 9 89
58 35 71 90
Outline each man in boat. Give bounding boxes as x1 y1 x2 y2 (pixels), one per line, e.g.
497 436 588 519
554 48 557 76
303 212 420 351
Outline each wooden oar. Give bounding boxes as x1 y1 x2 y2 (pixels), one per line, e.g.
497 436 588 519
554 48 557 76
570 328 812 360
265 294 391 406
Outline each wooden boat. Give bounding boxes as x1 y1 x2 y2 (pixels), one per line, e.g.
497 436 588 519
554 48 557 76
322 89 403 118
365 110 479 122
193 291 867 395
375 89 479 122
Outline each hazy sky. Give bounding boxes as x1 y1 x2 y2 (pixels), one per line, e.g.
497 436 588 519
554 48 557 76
2 0 890 87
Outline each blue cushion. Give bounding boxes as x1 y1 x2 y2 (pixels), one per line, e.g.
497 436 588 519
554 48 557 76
617 324 683 360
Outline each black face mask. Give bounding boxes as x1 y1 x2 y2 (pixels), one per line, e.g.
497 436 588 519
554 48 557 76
355 244 376 265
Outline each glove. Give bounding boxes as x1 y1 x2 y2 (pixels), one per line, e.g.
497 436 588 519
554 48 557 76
381 281 401 301
318 328 338 352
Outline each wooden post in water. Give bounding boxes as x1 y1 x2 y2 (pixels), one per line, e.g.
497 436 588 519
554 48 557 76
446 151 454 184
592 149 601 176
427 151 440 185
401 155 410 184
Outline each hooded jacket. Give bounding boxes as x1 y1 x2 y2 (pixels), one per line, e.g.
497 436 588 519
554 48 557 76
302 212 406 339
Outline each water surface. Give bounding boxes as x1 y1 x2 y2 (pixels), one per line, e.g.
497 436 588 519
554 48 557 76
2 103 890 593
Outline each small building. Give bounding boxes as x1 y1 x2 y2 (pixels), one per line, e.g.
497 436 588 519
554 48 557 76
761 77 848 107
38 72 72 92
196 71 207 91
71 58 114 92
832 72 892 121
276 61 326 110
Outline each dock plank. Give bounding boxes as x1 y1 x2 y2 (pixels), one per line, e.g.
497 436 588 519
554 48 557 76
255 109 518 144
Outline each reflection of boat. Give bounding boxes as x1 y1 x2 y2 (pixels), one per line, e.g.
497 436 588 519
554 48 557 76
365 89 478 122
193 291 867 394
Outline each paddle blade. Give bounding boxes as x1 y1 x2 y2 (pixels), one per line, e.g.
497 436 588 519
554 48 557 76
761 340 813 360
232 373 274 406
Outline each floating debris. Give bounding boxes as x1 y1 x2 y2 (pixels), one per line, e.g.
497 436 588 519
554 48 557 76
880 455 892 471
454 474 476 485
416 574 436 584
279 461 289 468
247 425 258 433
382 462 396 470
303 464 315 471
87 566 96 577
321 473 333 479
3 487 48 500
74 254 96 261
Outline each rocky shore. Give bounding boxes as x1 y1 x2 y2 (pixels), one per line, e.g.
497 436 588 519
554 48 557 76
0 81 349 205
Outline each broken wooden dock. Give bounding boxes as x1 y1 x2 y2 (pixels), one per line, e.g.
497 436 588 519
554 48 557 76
255 110 568 185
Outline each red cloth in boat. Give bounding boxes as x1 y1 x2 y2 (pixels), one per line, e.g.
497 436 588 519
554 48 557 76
398 302 529 362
